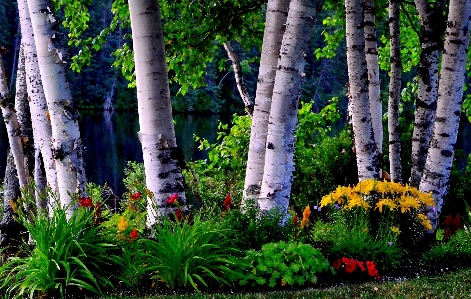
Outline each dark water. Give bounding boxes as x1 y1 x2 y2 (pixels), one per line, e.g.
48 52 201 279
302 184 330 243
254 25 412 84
0 111 221 197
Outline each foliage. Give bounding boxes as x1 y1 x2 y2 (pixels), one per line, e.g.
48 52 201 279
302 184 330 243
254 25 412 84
239 241 331 288
218 200 295 251
0 198 117 298
133 215 246 292
424 230 471 268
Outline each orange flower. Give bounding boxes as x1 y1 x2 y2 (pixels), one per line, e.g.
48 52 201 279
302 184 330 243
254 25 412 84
301 206 311 228
118 217 127 232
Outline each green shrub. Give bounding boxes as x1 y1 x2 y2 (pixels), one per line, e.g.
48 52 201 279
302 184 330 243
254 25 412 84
424 230 471 267
240 241 331 288
132 214 246 292
0 201 117 298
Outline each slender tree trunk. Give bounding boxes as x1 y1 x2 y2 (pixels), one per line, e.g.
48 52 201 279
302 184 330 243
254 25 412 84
27 0 87 217
128 0 186 227
345 0 380 180
409 0 447 187
18 0 58 206
259 0 323 213
223 41 254 116
243 0 290 204
419 0 471 230
0 150 21 245
363 0 382 157
388 0 402 182
9 23 21 93
0 51 31 191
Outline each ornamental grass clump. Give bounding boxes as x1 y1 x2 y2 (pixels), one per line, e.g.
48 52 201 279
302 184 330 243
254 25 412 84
320 179 435 248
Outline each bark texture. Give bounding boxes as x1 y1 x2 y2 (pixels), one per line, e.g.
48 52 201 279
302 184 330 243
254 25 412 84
409 0 447 187
223 41 254 116
18 0 58 201
243 0 290 204
129 0 186 226
388 0 402 182
259 0 322 213
27 0 87 217
363 0 382 156
419 0 471 230
345 0 380 180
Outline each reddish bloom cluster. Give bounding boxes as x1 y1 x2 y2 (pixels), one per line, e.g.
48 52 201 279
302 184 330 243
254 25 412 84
223 193 233 210
333 257 380 279
130 228 139 239
130 191 142 201
166 194 179 205
443 213 461 241
175 208 183 221
292 214 299 228
79 197 94 208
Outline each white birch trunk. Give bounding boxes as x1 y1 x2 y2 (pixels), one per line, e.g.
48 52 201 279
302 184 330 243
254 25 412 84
363 0 382 156
345 0 380 180
18 0 58 207
419 0 471 230
223 41 254 116
27 0 87 217
243 0 290 205
0 52 31 191
388 0 402 182
409 0 446 187
128 0 186 227
259 0 322 213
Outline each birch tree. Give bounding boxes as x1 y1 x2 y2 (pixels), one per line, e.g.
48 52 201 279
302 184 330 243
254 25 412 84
387 0 402 182
18 0 58 202
27 0 87 217
409 0 447 187
419 0 471 230
243 0 290 204
128 0 186 226
258 0 323 212
345 0 380 181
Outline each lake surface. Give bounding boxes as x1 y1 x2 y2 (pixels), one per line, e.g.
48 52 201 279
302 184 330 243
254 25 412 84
0 111 470 197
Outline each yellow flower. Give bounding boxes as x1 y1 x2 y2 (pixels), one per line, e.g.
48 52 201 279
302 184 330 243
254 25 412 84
417 213 433 231
301 206 311 228
390 226 401 234
375 198 397 213
118 217 127 232
354 179 375 195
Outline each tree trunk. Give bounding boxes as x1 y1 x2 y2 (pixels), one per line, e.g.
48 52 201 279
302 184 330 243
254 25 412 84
419 0 471 230
363 0 382 157
409 0 447 187
0 51 31 191
18 0 58 206
388 0 402 182
243 0 290 205
27 0 87 218
345 0 380 180
223 41 254 117
128 0 186 227
259 0 322 213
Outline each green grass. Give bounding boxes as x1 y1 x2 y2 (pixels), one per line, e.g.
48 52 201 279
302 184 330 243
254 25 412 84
97 267 471 299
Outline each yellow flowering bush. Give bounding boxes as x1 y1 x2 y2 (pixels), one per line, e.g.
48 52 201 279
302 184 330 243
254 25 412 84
320 179 435 231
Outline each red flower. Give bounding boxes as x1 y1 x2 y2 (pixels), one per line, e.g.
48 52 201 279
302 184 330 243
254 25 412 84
356 260 366 272
130 192 142 201
332 259 342 269
79 197 94 208
292 214 299 228
366 261 379 277
223 193 232 210
166 194 179 205
175 208 183 221
130 228 139 239
344 258 356 273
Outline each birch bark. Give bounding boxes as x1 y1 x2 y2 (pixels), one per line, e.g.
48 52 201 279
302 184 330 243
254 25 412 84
345 0 380 180
243 0 289 204
27 0 87 217
128 0 186 226
388 0 402 182
363 0 382 157
409 0 446 187
18 0 58 207
259 0 322 212
419 0 471 230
